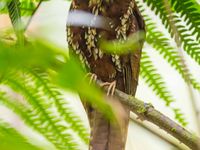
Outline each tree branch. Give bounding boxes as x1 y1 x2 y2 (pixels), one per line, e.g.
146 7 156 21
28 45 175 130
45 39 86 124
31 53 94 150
96 80 200 150
130 115 188 150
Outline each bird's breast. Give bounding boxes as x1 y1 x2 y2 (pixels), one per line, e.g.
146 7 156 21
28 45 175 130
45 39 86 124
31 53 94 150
67 0 138 80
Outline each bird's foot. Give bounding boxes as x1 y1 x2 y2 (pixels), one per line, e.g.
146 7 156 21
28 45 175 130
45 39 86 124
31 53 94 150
100 80 116 96
85 73 116 96
86 73 97 84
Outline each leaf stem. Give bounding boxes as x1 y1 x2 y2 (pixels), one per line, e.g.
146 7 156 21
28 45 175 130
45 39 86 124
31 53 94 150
24 0 43 31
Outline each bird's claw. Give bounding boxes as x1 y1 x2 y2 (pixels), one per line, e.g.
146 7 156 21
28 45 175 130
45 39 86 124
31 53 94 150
86 73 97 84
86 73 116 96
100 81 116 96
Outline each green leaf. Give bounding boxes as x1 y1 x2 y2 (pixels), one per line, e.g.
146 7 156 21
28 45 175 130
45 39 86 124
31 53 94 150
99 31 145 54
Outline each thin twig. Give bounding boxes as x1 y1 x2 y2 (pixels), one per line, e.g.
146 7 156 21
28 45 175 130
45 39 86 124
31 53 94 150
130 115 189 150
24 0 43 31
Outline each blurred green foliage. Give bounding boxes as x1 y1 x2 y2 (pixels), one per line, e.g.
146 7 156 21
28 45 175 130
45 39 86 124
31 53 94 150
99 31 145 54
0 121 41 150
0 0 200 149
0 0 42 16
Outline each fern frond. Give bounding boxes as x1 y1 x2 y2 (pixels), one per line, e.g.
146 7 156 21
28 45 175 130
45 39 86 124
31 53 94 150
170 0 200 41
26 69 89 144
0 119 41 150
0 91 61 150
140 52 187 126
173 14 200 66
141 0 174 35
140 52 173 106
173 108 188 126
141 0 200 66
144 16 200 91
2 72 79 150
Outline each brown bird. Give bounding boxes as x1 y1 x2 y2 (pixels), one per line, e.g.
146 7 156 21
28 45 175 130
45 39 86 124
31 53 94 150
67 0 145 150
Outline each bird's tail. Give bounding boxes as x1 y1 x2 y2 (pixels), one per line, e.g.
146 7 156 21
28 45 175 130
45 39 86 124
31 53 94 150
83 99 130 150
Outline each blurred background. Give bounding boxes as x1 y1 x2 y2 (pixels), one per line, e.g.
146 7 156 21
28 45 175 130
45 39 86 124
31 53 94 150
0 0 200 149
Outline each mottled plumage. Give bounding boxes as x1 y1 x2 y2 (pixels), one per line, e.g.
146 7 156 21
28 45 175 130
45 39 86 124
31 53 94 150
67 0 145 149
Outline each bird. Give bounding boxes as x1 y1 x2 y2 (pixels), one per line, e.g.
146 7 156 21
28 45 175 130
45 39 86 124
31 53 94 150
67 0 145 150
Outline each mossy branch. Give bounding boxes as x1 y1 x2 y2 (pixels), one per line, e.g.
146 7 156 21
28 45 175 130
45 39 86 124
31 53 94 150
96 80 200 150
